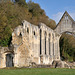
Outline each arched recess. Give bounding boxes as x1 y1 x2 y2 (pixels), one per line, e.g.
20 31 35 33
40 29 42 55
45 31 47 55
59 31 75 61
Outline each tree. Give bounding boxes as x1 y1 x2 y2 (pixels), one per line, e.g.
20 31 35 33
60 33 75 62
0 1 56 47
15 0 27 6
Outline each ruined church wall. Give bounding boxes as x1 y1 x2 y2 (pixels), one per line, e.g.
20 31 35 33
55 14 74 34
22 21 40 64
12 20 60 66
1 11 75 68
0 20 61 68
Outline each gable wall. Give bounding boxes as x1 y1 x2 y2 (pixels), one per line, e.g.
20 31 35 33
55 13 74 34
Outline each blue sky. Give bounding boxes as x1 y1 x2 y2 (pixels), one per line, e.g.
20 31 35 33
26 0 75 24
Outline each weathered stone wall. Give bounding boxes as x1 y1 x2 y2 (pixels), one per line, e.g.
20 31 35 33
55 11 75 35
11 20 60 67
0 47 13 68
0 11 75 68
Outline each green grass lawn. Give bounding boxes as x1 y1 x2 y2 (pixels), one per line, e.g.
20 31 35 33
0 68 75 75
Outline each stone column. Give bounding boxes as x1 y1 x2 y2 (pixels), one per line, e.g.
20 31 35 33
31 27 34 57
54 39 57 59
14 53 18 67
50 33 53 58
57 37 60 60
37 29 40 56
52 34 54 58
14 47 19 67
1 53 6 68
33 28 39 57
53 34 57 60
29 26 32 50
38 29 40 56
41 30 45 55
55 40 57 58
46 33 49 55
36 29 41 64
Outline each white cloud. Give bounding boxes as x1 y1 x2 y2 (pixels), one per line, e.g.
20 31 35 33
52 12 75 24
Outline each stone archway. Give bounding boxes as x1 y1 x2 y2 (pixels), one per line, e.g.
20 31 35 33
59 31 75 61
6 53 14 67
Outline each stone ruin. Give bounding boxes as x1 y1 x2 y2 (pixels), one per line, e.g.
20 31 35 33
0 11 75 68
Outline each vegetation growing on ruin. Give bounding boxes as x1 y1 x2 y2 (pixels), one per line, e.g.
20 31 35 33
60 33 75 61
0 0 75 62
0 0 56 47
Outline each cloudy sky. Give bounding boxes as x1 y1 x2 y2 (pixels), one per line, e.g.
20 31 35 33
26 0 75 24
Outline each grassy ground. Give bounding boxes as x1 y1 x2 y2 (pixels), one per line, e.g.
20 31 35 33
0 68 75 75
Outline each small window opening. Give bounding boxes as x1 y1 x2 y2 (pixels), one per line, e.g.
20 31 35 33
19 33 22 38
27 28 29 33
21 23 23 26
34 31 35 35
20 33 22 36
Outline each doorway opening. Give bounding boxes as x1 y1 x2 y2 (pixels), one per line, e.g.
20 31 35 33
6 54 14 67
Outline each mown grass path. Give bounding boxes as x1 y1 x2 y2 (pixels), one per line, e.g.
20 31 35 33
0 68 75 75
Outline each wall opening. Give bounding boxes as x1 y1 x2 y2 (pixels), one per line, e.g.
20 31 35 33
6 54 14 67
19 33 22 39
27 27 29 33
34 31 35 35
20 33 22 36
53 43 54 55
59 32 75 61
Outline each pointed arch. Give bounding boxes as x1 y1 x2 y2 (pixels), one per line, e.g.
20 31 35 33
40 29 42 55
